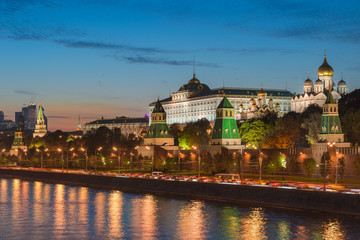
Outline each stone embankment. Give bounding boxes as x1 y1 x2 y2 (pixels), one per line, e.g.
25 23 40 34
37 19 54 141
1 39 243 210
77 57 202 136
1 168 359 216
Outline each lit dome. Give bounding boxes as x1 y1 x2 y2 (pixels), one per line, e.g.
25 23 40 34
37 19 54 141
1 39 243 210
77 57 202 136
338 79 346 86
304 78 313 86
315 79 323 85
318 56 334 76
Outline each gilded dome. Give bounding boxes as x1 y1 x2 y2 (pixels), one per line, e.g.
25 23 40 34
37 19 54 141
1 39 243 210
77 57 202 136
178 74 210 92
318 56 334 76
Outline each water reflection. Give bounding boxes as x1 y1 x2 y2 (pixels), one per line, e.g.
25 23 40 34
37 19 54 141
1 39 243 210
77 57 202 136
131 194 158 239
322 219 345 240
177 200 207 240
94 192 106 235
53 184 66 238
241 208 267 240
108 191 124 239
0 178 359 239
219 207 241 238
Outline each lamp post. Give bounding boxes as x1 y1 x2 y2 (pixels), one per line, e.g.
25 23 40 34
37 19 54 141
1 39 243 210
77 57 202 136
113 147 121 173
67 148 74 173
95 147 102 174
192 146 200 177
324 141 335 191
146 146 154 173
177 149 181 176
238 151 244 185
36 148 43 170
57 148 64 171
335 151 339 185
81 148 88 172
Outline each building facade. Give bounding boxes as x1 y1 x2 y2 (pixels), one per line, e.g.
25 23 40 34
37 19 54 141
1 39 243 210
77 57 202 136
83 116 149 137
149 74 293 125
291 55 348 113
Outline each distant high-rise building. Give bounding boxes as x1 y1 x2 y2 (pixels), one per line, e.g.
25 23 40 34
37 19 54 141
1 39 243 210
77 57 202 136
0 111 15 130
21 104 37 130
0 111 4 122
15 112 22 126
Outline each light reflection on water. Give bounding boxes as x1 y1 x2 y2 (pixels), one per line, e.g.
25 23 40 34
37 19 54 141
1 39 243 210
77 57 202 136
0 178 359 240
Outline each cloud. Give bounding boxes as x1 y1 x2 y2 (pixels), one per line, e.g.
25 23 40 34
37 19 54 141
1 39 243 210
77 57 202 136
121 55 219 68
55 39 186 54
205 47 294 55
13 90 37 95
47 115 69 119
0 1 84 41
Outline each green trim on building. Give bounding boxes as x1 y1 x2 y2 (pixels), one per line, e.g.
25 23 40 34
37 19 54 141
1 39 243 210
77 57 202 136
211 96 241 140
212 118 240 139
145 122 173 138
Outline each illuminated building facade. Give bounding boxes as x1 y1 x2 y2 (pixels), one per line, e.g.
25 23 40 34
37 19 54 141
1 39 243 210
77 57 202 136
291 55 348 113
149 74 293 125
83 116 149 137
33 102 48 138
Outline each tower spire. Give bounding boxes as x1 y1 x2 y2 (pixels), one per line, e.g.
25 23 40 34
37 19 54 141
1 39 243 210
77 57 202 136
193 55 196 78
341 72 343 80
324 49 326 57
307 71 310 79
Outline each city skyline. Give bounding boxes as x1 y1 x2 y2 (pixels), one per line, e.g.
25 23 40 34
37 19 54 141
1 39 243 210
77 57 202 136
1 0 360 131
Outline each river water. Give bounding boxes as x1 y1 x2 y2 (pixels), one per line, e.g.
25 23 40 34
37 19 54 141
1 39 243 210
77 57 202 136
0 178 359 240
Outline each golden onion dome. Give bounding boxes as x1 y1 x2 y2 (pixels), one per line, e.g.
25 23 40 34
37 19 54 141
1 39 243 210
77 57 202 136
318 55 334 76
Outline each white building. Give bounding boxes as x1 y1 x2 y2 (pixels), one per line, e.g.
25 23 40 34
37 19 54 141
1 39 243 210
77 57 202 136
291 55 348 113
149 74 293 125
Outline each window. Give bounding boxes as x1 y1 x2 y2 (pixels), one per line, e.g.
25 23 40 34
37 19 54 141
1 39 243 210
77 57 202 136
233 129 236 133
225 129 228 133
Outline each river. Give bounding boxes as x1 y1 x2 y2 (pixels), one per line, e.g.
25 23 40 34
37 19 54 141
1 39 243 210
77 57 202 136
0 178 359 239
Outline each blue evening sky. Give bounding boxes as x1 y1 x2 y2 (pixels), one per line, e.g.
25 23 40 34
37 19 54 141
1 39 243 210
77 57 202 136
0 0 359 131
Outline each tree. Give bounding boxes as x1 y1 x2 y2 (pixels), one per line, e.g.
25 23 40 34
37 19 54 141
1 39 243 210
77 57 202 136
341 110 360 145
338 157 345 180
178 119 211 150
302 110 322 145
169 124 182 146
354 155 360 176
320 152 331 177
238 119 269 148
287 156 299 177
303 158 316 177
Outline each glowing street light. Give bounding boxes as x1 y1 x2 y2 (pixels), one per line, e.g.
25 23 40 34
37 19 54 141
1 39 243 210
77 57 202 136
80 148 88 172
57 148 64 171
95 146 102 174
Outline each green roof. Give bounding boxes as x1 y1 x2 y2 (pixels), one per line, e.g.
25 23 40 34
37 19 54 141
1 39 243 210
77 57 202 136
217 96 233 109
145 122 172 138
325 91 335 104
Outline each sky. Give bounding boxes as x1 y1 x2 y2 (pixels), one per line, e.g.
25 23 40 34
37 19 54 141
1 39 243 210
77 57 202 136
0 0 359 131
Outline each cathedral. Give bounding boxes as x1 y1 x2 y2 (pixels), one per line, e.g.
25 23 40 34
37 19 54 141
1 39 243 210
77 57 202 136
291 55 348 113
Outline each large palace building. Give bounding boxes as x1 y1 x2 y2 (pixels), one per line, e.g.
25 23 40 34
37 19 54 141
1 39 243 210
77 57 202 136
291 55 348 113
149 74 293 125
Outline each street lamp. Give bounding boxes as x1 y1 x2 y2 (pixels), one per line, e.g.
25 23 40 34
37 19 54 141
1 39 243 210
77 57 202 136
36 148 44 170
57 148 64 172
113 147 121 173
146 146 154 173
192 146 201 177
335 151 339 184
80 148 88 172
325 141 336 191
67 147 74 173
95 147 102 174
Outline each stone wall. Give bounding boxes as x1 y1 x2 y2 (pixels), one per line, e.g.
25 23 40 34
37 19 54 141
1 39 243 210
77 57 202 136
1 169 359 216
